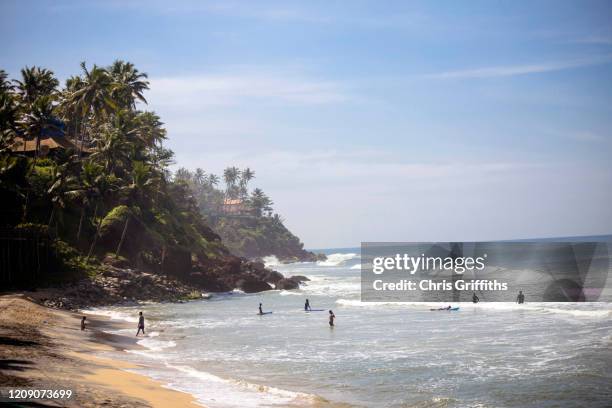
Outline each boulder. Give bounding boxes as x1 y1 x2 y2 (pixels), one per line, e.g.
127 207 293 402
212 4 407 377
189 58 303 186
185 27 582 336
236 275 273 293
289 275 310 283
275 278 299 290
264 270 284 283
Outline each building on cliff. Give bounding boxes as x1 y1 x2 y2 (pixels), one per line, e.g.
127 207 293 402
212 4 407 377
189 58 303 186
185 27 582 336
221 198 250 215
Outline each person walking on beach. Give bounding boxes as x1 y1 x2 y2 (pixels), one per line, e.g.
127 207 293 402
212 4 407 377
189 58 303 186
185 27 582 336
81 316 86 331
472 293 480 303
329 310 335 327
305 299 311 311
259 303 263 315
136 312 145 336
517 290 525 304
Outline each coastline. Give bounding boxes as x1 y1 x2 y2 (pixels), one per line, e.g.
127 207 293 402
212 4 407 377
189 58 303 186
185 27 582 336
0 294 203 408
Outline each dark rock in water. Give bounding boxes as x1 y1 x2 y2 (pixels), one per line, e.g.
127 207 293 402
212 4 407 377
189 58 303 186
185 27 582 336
275 278 299 290
264 270 284 283
289 275 310 283
236 275 273 293
246 260 267 273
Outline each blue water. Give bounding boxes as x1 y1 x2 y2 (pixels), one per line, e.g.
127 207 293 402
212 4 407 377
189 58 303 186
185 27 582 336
88 249 612 408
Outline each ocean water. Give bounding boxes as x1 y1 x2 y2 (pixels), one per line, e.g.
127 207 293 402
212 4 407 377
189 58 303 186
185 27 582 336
87 249 612 408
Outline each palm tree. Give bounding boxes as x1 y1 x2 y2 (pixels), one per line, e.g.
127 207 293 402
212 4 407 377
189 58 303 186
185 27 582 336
67 62 116 154
109 60 149 109
0 69 14 94
249 188 273 217
0 92 18 151
90 128 127 173
174 167 192 183
207 174 220 187
86 173 118 259
13 66 58 104
239 167 255 198
223 166 240 199
193 168 206 185
115 161 159 256
60 75 85 142
68 161 104 241
47 163 76 234
134 111 166 148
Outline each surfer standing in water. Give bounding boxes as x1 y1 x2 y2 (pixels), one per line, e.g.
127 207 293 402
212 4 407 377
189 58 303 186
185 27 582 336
517 290 525 304
472 293 480 303
305 299 311 311
329 310 335 327
258 303 263 315
136 312 145 336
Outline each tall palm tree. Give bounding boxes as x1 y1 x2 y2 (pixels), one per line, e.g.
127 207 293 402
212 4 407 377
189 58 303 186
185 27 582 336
86 172 117 259
239 167 255 198
174 167 192 183
90 124 131 174
67 62 116 154
223 166 240 199
115 161 159 256
207 174 220 187
47 163 76 233
0 92 18 150
0 69 14 94
109 60 149 109
13 66 58 104
134 111 166 148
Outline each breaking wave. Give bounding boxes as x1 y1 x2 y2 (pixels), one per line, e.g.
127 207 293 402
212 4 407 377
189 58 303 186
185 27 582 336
317 252 359 266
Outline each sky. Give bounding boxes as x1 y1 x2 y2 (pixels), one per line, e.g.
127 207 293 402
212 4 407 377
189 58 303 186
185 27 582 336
2 0 611 248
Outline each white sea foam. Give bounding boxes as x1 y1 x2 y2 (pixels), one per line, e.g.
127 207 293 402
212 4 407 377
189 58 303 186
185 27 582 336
317 252 359 266
82 308 139 323
350 264 361 270
137 337 177 352
163 364 321 408
279 290 302 296
262 255 281 268
335 299 612 318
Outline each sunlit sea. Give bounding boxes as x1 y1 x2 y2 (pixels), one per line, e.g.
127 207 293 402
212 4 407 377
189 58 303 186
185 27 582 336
87 248 612 408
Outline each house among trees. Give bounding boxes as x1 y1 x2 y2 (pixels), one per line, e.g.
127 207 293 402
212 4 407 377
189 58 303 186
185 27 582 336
10 134 87 156
221 198 250 215
9 117 91 157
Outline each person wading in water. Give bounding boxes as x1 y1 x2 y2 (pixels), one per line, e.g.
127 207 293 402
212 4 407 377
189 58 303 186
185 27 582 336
136 312 145 336
329 310 335 327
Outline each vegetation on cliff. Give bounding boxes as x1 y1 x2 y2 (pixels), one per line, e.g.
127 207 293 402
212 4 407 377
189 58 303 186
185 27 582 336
173 167 322 262
0 62 298 294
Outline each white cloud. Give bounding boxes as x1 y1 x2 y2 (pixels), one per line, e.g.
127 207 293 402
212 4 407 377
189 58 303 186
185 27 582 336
147 72 350 107
423 54 612 80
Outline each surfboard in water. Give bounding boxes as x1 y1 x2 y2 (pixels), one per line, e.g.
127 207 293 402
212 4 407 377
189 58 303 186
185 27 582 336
257 312 273 315
305 309 326 312
429 307 460 311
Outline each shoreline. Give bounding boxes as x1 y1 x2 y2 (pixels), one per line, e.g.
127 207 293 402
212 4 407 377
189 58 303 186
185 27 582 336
0 294 203 408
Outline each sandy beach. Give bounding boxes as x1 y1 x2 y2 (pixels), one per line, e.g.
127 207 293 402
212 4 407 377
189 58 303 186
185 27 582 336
0 294 202 408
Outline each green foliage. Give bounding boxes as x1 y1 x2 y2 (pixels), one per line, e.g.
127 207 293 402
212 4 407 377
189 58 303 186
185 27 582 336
100 205 131 233
0 60 250 288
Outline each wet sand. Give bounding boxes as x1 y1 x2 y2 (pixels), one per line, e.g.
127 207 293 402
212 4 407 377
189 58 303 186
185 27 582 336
0 294 202 407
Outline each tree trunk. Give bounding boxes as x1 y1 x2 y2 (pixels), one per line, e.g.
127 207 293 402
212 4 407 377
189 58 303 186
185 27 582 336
115 216 130 258
86 202 101 260
48 206 55 231
76 205 85 241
